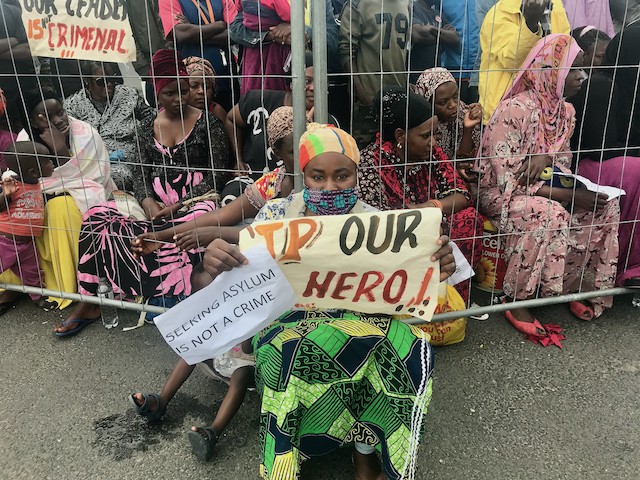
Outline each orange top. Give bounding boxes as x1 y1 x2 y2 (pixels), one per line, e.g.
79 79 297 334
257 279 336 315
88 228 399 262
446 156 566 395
0 181 45 237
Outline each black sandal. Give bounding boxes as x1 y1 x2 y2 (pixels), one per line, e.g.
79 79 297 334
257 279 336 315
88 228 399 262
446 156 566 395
128 393 166 424
35 298 58 311
187 426 218 461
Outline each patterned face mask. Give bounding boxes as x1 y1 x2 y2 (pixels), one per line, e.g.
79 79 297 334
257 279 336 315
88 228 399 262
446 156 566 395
303 187 358 215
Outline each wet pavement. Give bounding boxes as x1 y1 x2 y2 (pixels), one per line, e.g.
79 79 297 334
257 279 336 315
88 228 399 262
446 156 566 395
1 293 639 479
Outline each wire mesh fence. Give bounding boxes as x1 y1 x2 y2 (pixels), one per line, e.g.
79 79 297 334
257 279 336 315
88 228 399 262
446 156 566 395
0 0 637 325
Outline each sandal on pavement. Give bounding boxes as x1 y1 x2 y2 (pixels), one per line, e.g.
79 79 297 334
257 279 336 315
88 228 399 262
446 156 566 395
54 317 99 337
187 426 218 461
504 309 547 337
128 393 166 424
35 298 58 311
504 308 566 348
569 301 595 321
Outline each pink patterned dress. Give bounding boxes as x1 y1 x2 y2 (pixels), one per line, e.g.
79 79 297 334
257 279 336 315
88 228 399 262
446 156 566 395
477 90 620 316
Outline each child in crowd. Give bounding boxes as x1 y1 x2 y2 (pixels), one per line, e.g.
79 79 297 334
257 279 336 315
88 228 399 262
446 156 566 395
0 142 55 315
129 263 255 462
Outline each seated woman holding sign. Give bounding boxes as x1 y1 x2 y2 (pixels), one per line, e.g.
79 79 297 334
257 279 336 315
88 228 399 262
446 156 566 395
203 124 456 480
358 86 483 303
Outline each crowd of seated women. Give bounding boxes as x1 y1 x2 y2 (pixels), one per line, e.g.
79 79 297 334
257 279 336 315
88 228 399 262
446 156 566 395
0 3 639 478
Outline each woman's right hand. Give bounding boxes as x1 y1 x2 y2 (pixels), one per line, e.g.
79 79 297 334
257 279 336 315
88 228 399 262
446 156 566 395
203 238 248 278
234 160 250 177
131 232 163 258
456 160 479 183
39 126 70 158
572 189 609 211
174 227 220 251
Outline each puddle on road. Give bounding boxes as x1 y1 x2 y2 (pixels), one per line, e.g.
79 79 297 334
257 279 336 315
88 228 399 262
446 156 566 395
92 393 212 461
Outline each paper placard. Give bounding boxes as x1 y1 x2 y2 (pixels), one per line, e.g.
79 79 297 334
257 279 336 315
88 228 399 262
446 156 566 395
19 0 136 62
554 172 626 200
446 242 474 286
240 208 443 321
154 245 296 365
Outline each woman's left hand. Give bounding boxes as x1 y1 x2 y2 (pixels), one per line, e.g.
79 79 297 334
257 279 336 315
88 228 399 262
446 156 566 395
152 202 183 220
457 160 479 183
431 235 456 282
203 238 248 279
463 103 482 130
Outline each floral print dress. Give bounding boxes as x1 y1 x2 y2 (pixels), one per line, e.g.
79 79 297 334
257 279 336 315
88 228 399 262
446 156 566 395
358 135 483 301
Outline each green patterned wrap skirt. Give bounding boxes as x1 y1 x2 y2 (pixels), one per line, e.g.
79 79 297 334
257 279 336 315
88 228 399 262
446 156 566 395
252 310 434 480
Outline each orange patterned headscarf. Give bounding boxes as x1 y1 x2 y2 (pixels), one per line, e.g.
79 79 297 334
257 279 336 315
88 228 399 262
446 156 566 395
298 123 359 171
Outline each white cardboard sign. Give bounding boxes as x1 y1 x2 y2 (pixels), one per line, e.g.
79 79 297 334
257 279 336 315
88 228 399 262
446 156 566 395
154 245 296 365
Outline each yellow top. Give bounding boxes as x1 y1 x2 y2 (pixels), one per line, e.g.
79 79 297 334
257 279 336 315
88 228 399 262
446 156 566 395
478 0 570 123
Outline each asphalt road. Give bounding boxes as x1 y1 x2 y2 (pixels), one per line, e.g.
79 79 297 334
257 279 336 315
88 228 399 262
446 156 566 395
1 293 639 480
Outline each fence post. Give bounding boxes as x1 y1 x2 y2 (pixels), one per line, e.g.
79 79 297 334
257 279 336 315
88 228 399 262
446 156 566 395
291 0 307 193
311 0 329 123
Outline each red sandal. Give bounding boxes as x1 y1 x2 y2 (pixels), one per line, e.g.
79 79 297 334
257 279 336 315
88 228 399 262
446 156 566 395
569 301 595 321
504 309 548 338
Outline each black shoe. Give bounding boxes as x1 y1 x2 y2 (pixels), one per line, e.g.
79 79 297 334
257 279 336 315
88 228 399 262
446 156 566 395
624 278 640 289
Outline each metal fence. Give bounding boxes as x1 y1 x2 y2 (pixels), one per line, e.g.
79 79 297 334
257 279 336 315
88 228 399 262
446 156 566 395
0 0 638 323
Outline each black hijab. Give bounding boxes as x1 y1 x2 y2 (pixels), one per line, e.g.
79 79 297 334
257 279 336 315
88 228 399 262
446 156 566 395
372 85 434 143
602 24 640 147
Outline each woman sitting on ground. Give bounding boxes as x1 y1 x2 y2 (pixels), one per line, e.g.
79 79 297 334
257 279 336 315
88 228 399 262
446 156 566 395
478 34 620 341
54 49 231 337
0 86 116 312
64 60 154 191
183 56 227 124
358 86 483 302
203 123 456 480
413 67 483 185
569 25 640 288
131 105 297 255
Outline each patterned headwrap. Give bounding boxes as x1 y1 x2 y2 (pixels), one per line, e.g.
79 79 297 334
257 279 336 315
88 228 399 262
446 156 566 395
373 85 434 143
299 123 359 171
503 34 582 152
150 49 188 95
413 67 456 102
183 56 216 77
267 106 294 151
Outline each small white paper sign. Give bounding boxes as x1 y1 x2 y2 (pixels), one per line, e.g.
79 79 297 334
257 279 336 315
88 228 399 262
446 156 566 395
554 172 626 200
446 242 474 286
154 245 296 365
